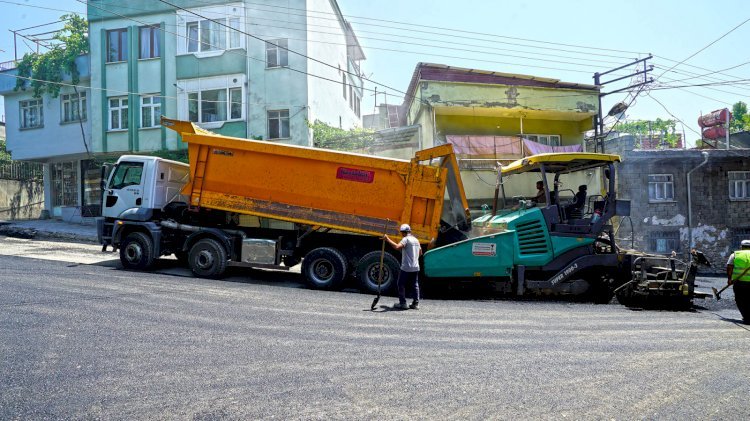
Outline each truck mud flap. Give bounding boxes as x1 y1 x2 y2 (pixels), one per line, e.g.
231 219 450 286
525 254 619 290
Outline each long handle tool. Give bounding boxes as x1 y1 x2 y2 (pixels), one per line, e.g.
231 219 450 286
370 220 390 311
712 284 732 301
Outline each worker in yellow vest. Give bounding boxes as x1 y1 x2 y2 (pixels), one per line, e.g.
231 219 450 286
727 239 750 324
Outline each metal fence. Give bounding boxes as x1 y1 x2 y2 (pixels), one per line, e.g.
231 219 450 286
0 160 44 180
0 60 17 71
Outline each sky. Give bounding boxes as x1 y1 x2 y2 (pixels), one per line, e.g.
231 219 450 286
1 0 749 146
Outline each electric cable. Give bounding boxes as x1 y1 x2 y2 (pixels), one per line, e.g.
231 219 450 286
657 16 750 79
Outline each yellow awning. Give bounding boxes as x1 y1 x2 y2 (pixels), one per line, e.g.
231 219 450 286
501 152 621 176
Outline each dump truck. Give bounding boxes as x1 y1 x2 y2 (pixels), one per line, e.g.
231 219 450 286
422 153 712 306
97 118 472 293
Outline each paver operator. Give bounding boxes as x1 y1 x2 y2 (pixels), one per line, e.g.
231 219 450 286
384 224 422 310
726 239 750 324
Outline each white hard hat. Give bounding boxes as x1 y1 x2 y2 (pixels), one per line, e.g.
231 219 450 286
399 224 411 232
741 239 750 248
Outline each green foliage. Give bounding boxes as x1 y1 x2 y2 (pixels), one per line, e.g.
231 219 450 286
616 118 678 147
14 14 89 98
730 101 750 133
0 137 11 162
147 149 189 164
308 119 374 151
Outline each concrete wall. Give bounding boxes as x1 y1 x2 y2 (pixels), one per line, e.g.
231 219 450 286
0 179 44 220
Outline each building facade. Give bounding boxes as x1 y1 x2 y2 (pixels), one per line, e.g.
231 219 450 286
604 135 750 269
0 55 95 220
0 0 365 219
398 62 600 207
88 0 365 150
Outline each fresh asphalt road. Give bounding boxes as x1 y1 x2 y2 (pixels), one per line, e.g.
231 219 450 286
1 237 748 419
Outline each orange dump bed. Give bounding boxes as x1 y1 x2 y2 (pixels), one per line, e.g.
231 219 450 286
162 118 470 243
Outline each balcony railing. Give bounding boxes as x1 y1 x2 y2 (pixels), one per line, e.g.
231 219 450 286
0 161 44 181
0 60 18 71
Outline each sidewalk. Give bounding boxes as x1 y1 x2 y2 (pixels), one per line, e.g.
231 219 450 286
0 219 98 243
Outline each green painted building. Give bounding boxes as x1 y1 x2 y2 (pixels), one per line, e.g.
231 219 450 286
87 0 365 154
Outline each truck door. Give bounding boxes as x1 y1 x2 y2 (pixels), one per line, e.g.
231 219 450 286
103 161 145 218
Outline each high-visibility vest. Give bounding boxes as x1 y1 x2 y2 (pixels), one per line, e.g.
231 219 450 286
732 250 750 282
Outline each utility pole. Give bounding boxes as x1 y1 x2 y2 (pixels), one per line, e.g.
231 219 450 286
593 55 654 153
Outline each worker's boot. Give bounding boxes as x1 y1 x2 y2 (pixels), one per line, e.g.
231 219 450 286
409 301 419 310
393 302 409 310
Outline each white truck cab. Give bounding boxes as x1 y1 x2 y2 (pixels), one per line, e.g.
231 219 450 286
98 156 189 256
102 155 189 220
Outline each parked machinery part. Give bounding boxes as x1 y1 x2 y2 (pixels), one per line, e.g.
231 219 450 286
120 231 155 270
358 251 400 295
301 247 348 290
188 238 229 279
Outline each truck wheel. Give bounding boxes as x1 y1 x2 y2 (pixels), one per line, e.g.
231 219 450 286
356 251 400 294
302 247 348 290
120 232 155 270
188 238 228 279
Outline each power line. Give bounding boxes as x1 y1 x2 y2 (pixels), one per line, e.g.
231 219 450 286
248 21 631 70
664 59 750 84
184 0 646 58
80 0 410 103
646 92 703 137
657 16 750 79
0 0 82 14
82 0 635 72
656 54 750 85
155 0 417 102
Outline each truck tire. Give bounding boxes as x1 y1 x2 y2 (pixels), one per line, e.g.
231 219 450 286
120 232 155 270
302 247 348 290
188 238 228 279
356 251 400 294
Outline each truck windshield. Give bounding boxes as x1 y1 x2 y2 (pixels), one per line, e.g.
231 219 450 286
109 162 144 190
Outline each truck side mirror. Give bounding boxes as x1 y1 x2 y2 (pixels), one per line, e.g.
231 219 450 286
100 163 113 190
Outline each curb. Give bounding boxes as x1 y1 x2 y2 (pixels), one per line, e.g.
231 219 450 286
0 224 98 244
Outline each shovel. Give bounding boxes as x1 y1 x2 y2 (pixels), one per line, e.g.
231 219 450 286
370 220 390 311
712 284 732 301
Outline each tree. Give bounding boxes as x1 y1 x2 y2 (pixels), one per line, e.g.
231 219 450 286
308 120 375 151
616 118 678 147
730 101 750 133
14 14 89 98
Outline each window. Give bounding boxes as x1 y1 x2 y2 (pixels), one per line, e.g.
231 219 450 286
19 99 43 129
107 28 128 62
187 88 243 124
108 97 129 130
140 95 162 128
110 162 144 190
61 92 86 123
51 161 78 207
268 110 290 139
229 87 242 120
139 26 160 59
648 174 674 202
524 134 561 146
649 231 680 253
266 39 288 68
729 171 750 200
342 74 347 99
186 18 240 53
